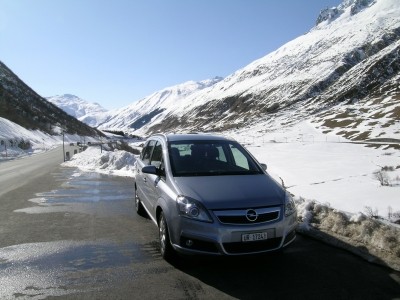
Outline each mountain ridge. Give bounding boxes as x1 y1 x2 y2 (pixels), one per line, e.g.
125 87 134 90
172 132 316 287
0 61 103 137
90 0 398 140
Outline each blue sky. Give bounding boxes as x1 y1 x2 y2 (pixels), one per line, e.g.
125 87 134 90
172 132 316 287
1 0 340 110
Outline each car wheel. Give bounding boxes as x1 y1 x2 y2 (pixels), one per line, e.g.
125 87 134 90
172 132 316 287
159 211 174 260
134 187 145 216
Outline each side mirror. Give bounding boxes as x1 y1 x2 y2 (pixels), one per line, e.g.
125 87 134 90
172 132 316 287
142 165 165 177
260 163 267 171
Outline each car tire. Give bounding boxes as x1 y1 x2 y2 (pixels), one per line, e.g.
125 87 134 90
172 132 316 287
134 187 145 216
159 211 175 261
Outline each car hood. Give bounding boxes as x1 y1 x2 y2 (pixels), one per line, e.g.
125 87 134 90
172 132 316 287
173 174 285 210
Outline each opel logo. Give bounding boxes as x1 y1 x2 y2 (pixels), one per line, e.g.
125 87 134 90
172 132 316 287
245 209 258 222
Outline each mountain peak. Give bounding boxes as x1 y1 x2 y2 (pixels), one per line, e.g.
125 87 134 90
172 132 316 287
47 94 107 119
63 93 79 99
316 0 376 25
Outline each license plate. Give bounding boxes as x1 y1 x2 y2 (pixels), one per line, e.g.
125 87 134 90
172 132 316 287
241 232 268 242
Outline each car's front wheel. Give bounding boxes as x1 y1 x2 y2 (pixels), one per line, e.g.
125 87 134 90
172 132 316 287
159 211 174 260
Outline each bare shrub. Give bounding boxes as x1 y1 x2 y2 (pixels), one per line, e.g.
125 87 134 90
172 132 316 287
388 206 393 219
374 171 390 186
382 166 395 171
364 206 379 218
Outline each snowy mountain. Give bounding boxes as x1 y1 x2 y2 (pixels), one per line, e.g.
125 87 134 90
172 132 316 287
47 94 107 119
94 77 223 131
93 0 399 141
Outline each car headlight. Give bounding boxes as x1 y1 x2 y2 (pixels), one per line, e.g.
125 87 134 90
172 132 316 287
176 195 213 222
284 192 296 217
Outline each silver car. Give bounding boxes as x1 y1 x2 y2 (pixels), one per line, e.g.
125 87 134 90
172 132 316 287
134 133 297 260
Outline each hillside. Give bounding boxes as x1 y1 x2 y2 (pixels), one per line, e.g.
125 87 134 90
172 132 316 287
0 61 102 137
93 0 399 142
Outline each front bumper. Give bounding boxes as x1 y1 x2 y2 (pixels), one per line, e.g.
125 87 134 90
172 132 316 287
170 212 298 256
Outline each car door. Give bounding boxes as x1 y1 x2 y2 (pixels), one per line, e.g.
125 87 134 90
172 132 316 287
136 140 156 210
145 140 164 212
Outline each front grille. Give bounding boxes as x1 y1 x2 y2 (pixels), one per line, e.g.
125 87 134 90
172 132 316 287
223 238 282 254
213 207 281 225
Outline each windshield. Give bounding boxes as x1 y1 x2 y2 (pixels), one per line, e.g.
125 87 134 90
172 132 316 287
168 140 263 177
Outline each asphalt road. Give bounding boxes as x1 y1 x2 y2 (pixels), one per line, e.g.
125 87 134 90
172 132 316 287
0 148 399 299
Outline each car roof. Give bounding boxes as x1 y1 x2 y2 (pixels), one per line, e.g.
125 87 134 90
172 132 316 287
152 133 234 142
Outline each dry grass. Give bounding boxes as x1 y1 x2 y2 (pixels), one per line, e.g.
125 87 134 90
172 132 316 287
296 198 400 271
322 118 354 128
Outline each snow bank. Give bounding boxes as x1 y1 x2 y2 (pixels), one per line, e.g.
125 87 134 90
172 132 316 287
62 147 136 177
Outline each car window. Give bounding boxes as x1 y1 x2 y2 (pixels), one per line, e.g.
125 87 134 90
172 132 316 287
150 141 163 168
216 145 227 162
140 141 149 160
230 144 249 169
141 140 156 165
168 140 262 177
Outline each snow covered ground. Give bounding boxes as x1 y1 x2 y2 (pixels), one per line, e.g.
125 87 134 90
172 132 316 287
230 121 400 219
